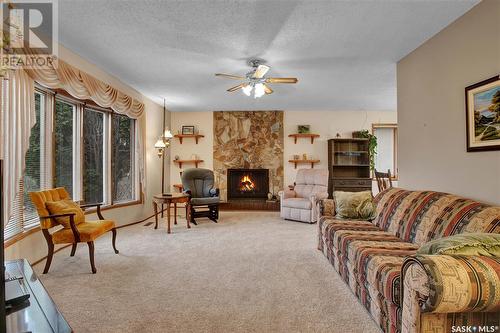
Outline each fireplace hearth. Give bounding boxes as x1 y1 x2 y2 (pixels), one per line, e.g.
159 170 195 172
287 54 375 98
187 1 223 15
227 168 269 200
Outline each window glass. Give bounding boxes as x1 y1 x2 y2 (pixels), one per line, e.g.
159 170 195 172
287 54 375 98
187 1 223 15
54 99 75 196
83 109 104 204
112 114 135 203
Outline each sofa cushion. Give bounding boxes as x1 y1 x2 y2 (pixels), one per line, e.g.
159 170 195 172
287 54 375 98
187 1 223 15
190 197 220 205
329 228 418 305
320 217 419 305
417 233 500 257
318 216 415 331
334 191 376 220
282 198 312 210
52 220 115 244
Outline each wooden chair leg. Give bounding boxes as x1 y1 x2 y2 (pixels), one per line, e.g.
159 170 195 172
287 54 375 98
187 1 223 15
190 205 197 225
87 241 97 274
43 242 54 274
112 228 119 254
70 243 77 256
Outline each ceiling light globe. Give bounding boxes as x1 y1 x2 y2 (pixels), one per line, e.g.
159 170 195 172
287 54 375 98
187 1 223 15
254 83 265 98
242 85 252 96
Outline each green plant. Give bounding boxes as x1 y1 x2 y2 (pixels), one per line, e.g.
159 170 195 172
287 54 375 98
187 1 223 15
357 130 377 170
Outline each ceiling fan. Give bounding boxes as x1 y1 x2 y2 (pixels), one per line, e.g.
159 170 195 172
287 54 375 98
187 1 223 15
215 60 298 98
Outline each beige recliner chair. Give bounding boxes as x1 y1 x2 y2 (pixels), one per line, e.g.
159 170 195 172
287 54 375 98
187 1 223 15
279 169 329 223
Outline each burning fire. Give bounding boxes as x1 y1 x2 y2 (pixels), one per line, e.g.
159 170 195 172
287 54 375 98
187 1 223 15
240 175 256 192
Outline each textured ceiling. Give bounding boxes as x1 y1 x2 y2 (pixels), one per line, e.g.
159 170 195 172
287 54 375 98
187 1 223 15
57 0 478 112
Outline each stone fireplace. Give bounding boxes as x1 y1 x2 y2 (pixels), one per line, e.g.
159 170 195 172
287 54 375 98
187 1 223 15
213 111 284 201
227 168 269 200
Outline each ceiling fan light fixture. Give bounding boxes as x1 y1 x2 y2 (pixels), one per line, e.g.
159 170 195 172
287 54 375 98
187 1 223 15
216 60 297 98
242 84 252 96
254 83 265 98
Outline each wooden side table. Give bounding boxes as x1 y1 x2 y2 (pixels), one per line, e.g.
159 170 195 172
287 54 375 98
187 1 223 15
153 193 191 233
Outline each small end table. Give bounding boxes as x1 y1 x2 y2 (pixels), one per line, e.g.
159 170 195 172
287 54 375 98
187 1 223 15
153 193 191 233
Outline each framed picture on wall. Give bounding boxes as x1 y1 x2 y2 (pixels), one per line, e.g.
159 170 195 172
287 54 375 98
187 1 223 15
465 75 500 152
182 125 195 135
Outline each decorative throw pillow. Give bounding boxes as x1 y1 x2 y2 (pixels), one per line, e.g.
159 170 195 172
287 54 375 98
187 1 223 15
417 233 500 257
45 199 85 228
334 191 376 220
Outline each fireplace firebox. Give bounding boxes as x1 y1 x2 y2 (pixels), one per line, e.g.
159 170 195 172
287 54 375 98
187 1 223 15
227 168 269 200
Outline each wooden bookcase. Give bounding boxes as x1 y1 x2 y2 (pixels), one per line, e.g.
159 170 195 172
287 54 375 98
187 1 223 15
328 138 372 197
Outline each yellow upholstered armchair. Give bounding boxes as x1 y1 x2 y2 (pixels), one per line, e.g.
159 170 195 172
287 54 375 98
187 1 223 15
29 187 119 274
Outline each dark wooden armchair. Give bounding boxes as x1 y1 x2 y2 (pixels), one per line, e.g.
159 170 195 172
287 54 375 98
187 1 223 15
29 188 118 274
374 169 393 192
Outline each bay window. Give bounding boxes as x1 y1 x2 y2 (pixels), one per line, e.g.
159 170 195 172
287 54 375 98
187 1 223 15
4 88 139 240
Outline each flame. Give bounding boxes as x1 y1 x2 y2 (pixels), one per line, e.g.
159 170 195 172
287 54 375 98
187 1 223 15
240 175 256 192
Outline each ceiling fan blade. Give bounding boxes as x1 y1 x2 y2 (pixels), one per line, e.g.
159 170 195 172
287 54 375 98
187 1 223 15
266 77 298 84
227 83 247 92
252 65 270 79
263 84 273 95
215 73 246 80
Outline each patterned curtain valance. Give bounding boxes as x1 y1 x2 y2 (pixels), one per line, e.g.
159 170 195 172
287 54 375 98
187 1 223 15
25 60 144 118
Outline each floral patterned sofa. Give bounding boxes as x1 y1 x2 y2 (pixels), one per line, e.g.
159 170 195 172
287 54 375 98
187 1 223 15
317 188 500 333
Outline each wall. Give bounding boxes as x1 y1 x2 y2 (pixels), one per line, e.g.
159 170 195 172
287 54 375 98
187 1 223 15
169 111 213 189
5 45 168 263
397 0 500 204
170 110 397 194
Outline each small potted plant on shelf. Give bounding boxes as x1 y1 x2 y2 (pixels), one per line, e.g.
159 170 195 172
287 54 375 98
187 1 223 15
353 130 377 170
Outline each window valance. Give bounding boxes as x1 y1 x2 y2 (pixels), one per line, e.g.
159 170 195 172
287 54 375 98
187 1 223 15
25 60 144 119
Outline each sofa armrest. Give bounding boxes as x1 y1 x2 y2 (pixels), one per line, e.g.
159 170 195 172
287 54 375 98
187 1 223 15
401 254 500 333
317 199 335 217
401 255 500 330
278 189 296 199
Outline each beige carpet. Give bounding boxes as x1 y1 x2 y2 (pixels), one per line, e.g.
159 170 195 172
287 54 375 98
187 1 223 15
35 211 381 333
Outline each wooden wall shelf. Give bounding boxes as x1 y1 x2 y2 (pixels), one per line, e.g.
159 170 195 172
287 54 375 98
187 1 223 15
173 159 204 168
288 133 320 144
288 159 320 169
174 134 204 144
